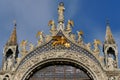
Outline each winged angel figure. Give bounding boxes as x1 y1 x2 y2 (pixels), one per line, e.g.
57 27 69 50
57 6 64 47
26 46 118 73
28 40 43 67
36 31 44 46
20 40 28 55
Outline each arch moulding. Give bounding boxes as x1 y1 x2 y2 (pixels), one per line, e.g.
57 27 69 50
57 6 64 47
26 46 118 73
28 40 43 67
13 50 107 80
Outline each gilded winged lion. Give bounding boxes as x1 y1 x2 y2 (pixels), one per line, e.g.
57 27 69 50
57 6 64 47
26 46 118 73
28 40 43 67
52 36 70 48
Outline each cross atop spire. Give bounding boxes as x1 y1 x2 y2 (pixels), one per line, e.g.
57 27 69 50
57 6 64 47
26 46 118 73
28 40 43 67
105 22 115 44
6 21 17 46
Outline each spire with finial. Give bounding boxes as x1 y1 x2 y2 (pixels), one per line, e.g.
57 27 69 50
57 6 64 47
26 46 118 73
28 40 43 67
57 2 65 31
105 20 115 44
6 20 17 46
58 2 65 23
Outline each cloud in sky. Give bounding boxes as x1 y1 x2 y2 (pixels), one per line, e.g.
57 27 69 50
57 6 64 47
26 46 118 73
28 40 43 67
0 0 120 67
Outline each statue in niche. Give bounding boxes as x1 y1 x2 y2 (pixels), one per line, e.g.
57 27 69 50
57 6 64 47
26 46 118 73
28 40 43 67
7 56 13 71
107 48 117 68
3 55 13 71
77 30 84 45
107 54 115 70
93 39 101 55
48 20 57 36
20 40 28 55
36 31 44 46
66 20 74 34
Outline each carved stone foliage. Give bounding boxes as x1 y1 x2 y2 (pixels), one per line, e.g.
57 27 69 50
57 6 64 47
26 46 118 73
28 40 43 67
13 50 107 80
19 32 101 68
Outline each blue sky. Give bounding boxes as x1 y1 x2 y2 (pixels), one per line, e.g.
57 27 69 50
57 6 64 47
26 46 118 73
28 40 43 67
0 0 120 67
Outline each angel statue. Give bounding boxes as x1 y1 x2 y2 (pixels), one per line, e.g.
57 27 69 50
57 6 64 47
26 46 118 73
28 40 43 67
36 31 44 46
48 20 57 36
20 40 28 56
77 30 84 45
93 39 101 56
66 20 74 34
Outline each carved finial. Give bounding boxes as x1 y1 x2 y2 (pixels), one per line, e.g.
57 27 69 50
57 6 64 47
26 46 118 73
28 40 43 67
58 2 65 23
105 21 115 44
